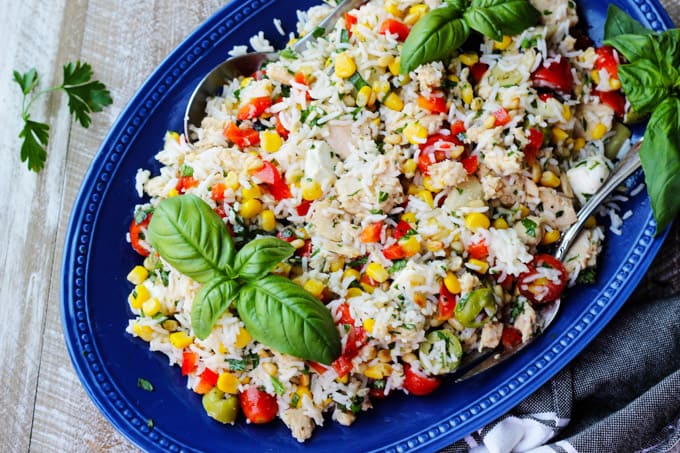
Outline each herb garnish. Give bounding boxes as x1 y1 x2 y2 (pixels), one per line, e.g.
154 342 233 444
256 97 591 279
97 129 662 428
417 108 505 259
13 62 112 172
604 5 680 233
137 378 154 392
146 195 341 364
400 0 540 74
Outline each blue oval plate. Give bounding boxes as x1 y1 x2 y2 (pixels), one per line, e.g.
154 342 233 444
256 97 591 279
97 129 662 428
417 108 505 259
62 1 673 451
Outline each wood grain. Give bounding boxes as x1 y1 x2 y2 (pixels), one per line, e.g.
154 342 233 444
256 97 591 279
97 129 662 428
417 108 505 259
0 1 676 452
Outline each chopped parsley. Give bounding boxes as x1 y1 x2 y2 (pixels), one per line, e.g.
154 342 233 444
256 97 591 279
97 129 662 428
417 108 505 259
577 267 597 284
180 164 194 177
378 191 389 203
227 352 260 371
521 218 537 237
271 376 285 396
279 48 297 60
137 378 154 392
388 259 407 273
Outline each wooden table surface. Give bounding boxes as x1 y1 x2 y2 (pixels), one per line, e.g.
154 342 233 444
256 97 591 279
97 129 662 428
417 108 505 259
1 1 679 451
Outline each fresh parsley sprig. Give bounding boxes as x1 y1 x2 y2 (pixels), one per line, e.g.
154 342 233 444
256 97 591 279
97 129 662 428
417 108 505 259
400 0 540 74
13 62 112 172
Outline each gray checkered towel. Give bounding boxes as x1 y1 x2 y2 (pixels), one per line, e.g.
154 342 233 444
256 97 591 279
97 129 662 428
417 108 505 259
442 247 680 453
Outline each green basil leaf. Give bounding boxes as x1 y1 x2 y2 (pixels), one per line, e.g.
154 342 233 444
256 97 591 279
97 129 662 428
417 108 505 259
191 278 240 340
400 6 469 74
233 237 295 280
147 194 235 283
463 0 540 42
651 29 680 73
639 97 680 234
603 4 652 40
236 275 341 364
618 60 672 115
605 34 654 63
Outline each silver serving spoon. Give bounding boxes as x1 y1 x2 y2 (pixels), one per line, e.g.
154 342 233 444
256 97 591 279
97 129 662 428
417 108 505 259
184 0 368 142
453 141 643 381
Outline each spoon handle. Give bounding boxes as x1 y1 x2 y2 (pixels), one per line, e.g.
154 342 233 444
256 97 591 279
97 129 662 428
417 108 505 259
554 141 642 261
293 0 368 53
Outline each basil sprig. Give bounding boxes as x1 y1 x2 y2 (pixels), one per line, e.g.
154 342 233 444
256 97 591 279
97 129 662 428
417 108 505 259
147 194 341 364
400 0 540 74
603 6 680 233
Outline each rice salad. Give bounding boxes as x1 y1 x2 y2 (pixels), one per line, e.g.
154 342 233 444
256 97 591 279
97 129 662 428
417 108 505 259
125 0 631 442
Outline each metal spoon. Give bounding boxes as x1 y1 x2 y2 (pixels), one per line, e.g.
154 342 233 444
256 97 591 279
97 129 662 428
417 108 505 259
183 0 368 142
453 141 643 381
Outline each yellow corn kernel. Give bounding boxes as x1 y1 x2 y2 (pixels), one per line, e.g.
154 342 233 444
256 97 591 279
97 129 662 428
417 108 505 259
356 85 373 107
404 122 428 145
444 273 462 294
401 212 417 224
493 217 509 230
294 386 313 407
517 205 530 219
423 176 440 193
129 284 151 309
364 363 392 380
366 262 389 283
169 331 193 349
290 238 306 249
262 362 278 376
260 130 283 153
133 323 154 342
142 297 161 317
404 4 428 25
335 52 356 78
336 374 349 384
127 266 149 285
346 287 363 299
531 162 542 183
343 268 361 282
591 123 608 140
239 199 262 219
402 158 417 176
541 229 561 245
464 212 491 230
609 78 621 90
240 376 251 385
407 183 420 195
301 180 323 201
585 215 597 229
494 35 513 51
483 115 496 129
540 170 561 188
559 105 571 122
388 57 401 76
573 137 586 151
223 172 239 191
399 235 420 257
304 279 325 297
378 55 395 68
425 240 444 252
552 127 569 143
242 184 261 199
385 0 402 17
240 77 253 88
373 80 391 98
167 188 179 198
461 83 474 105
260 209 276 232
217 372 240 394
330 257 345 273
272 262 292 277
467 258 489 274
417 190 434 207
448 74 460 83
460 53 479 66
235 327 252 348
363 318 376 333
162 319 178 332
383 92 404 111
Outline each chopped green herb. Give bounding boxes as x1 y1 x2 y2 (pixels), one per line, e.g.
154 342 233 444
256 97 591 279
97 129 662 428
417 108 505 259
279 48 297 59
180 164 194 177
378 191 389 203
137 378 154 392
271 376 285 396
312 26 325 38
521 218 537 237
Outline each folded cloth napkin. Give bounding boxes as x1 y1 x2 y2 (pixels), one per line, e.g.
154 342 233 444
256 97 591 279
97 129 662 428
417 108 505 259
443 225 680 453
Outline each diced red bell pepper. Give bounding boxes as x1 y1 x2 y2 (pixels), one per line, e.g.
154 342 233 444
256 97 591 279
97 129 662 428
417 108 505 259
468 239 489 259
240 387 278 424
538 92 553 102
295 239 312 257
332 356 354 378
450 120 466 140
276 228 296 243
369 388 387 399
345 12 357 34
176 176 198 194
493 108 512 127
214 204 227 219
237 96 272 121
296 200 312 216
181 350 198 376
393 220 414 240
595 90 626 118
250 161 292 200
403 364 441 396
309 361 329 374
294 72 308 85
129 215 152 257
336 303 355 325
470 62 489 84
379 19 410 41
275 114 289 139
383 243 407 260
532 57 574 94
417 134 462 174
332 325 367 378
211 182 226 202
417 93 448 114
223 122 260 148
524 128 544 165
436 284 457 321
461 155 478 174
595 45 619 79
501 326 523 349
195 368 219 394
360 222 383 243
